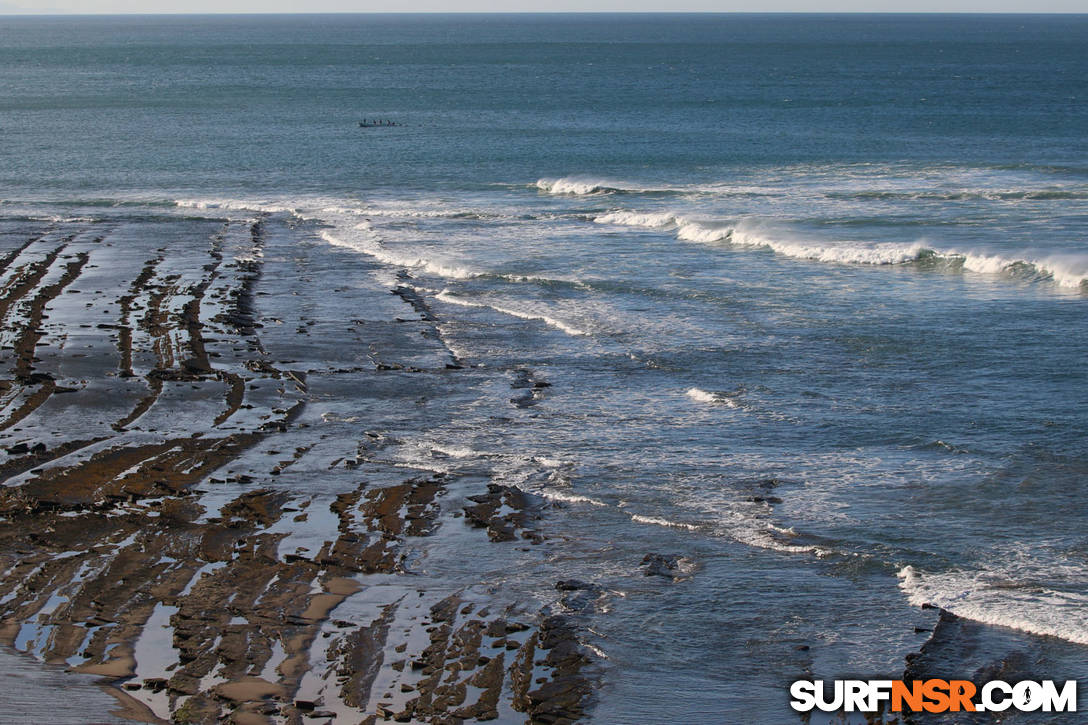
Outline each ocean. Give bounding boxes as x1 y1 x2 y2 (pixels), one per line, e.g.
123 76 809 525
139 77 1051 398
1 12 1086 723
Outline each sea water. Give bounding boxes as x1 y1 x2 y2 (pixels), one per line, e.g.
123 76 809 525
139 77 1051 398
1 13 1086 722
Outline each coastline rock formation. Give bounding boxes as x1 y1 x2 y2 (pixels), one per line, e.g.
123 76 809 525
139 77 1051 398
0 213 595 724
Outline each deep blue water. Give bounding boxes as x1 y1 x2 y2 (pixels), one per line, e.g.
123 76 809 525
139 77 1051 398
1 13 1087 722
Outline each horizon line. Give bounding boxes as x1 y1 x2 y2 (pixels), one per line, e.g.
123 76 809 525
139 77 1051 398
4 9 1088 14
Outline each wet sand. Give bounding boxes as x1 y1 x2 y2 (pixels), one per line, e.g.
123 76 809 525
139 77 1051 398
0 213 593 723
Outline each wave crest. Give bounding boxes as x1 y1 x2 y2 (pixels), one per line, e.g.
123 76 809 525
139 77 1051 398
594 210 678 227
686 388 740 408
630 513 699 531
175 198 297 215
318 229 476 280
898 565 1088 646
536 177 626 195
598 209 1088 288
434 289 588 336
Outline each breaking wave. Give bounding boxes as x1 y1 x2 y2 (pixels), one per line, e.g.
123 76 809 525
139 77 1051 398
898 565 1088 646
594 210 679 228
685 388 740 408
731 523 830 556
536 177 630 195
319 229 476 280
175 198 298 215
434 289 588 336
540 490 608 507
630 514 699 531
321 205 511 221
535 177 692 196
536 177 780 198
595 210 1088 289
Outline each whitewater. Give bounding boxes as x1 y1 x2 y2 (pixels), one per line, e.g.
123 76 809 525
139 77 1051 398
2 13 1086 723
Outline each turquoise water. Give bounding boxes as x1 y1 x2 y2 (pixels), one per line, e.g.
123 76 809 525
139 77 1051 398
2 13 1087 721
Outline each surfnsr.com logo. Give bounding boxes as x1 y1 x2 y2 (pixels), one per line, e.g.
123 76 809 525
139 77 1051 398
790 679 1078 714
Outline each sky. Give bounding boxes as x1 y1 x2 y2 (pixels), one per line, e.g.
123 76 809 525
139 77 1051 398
1 0 1085 12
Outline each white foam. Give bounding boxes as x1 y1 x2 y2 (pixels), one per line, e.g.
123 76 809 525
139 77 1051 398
31 215 98 223
685 388 740 407
175 198 297 215
683 221 927 265
594 210 678 228
429 445 481 459
177 196 510 224
956 250 1088 289
434 322 474 364
318 229 475 280
630 513 699 531
536 177 627 195
535 176 731 196
732 227 928 265
676 221 734 244
177 198 477 281
731 525 826 555
493 272 592 291
434 289 588 336
532 456 568 469
610 210 1088 287
539 490 608 507
321 204 507 221
898 565 1088 646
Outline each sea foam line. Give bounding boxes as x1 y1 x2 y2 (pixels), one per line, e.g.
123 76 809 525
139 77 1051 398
630 513 700 531
535 176 752 197
434 289 588 336
730 524 827 556
178 198 479 281
175 198 298 215
540 490 608 507
595 210 1088 289
898 565 1088 646
318 229 476 281
594 210 680 228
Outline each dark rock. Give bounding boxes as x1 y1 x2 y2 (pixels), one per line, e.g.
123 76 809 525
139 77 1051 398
640 553 689 579
144 678 167 692
555 580 595 591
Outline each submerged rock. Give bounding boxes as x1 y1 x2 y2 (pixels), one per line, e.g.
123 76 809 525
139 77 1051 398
640 553 694 580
